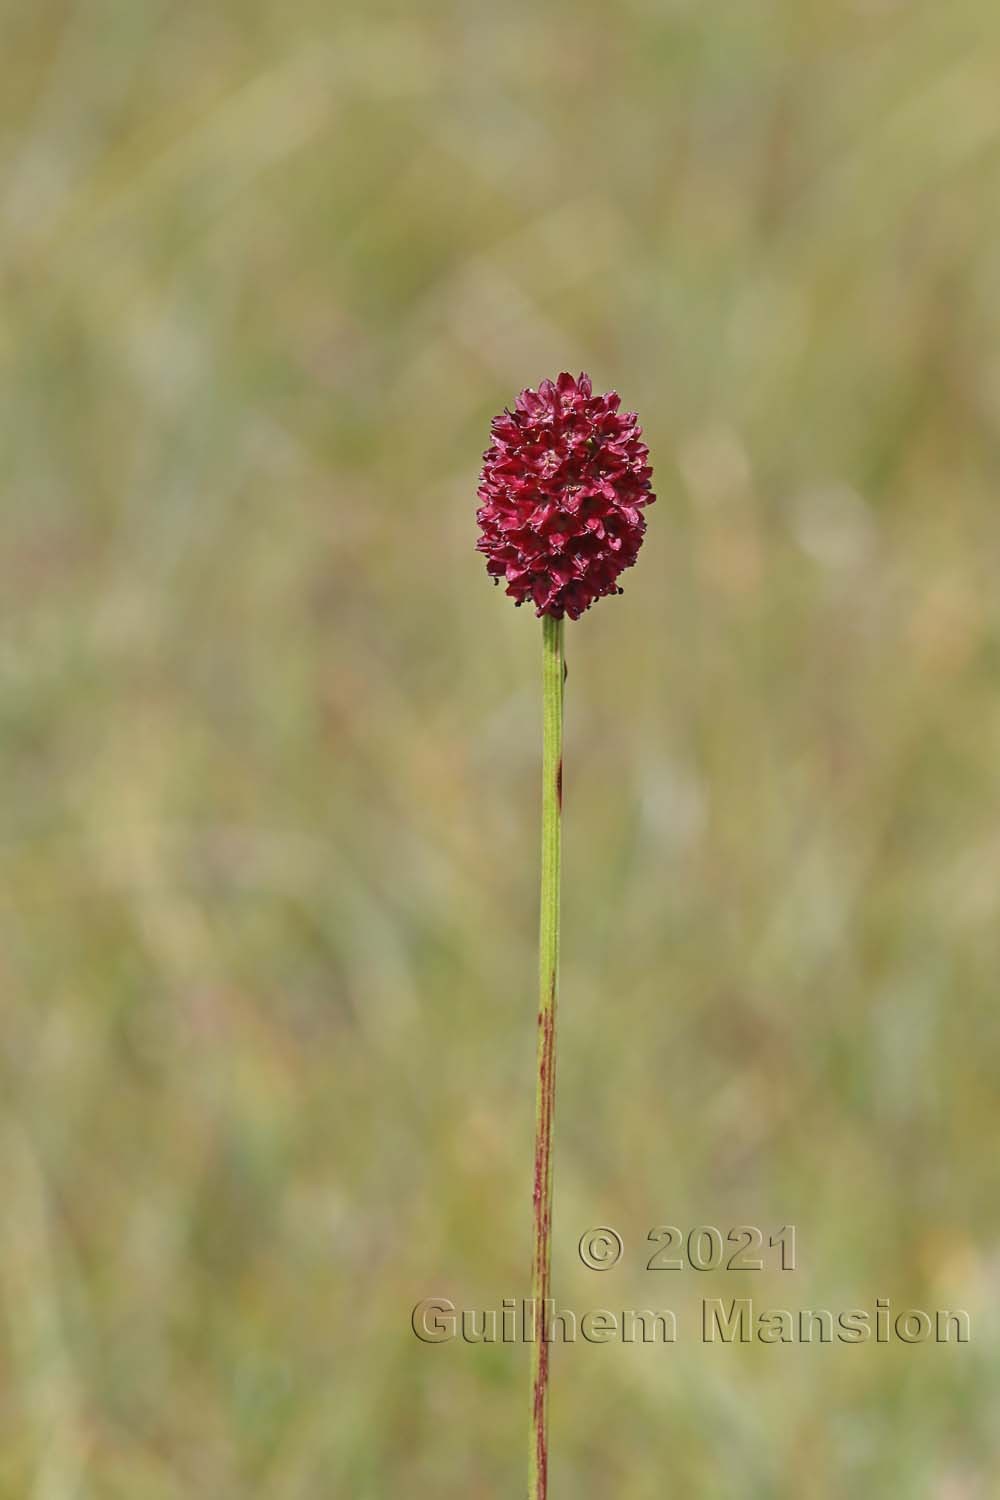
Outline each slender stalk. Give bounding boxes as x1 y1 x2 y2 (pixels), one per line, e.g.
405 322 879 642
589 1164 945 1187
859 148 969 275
529 613 564 1500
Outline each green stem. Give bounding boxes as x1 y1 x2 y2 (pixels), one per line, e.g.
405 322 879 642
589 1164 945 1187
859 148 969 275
529 613 564 1500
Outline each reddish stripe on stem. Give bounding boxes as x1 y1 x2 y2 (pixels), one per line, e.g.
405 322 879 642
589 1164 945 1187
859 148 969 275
531 986 557 1497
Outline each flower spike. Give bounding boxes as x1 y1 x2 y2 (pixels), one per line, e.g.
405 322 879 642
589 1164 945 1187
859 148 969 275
476 372 655 619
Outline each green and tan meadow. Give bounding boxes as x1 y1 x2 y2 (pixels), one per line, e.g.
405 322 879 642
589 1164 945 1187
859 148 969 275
2 1 1000 1494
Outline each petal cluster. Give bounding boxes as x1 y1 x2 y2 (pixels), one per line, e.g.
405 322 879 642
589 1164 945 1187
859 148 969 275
476 372 655 619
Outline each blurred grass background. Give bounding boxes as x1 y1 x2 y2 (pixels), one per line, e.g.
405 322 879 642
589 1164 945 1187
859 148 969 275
3 0 1000 1494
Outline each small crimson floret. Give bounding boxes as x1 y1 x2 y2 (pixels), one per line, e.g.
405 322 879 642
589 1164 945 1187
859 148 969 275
476 372 655 619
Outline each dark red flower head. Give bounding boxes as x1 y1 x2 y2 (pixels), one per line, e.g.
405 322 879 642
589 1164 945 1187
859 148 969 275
476 372 655 620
